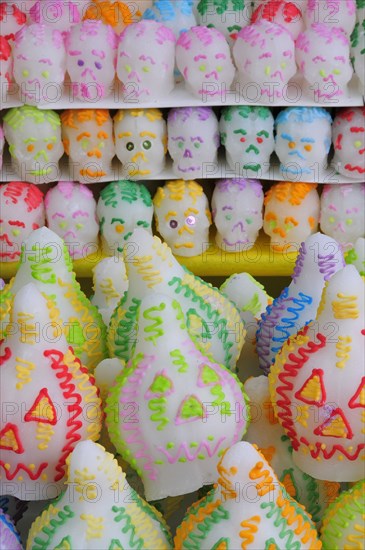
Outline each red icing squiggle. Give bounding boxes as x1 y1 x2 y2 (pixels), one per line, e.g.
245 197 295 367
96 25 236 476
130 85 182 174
299 437 364 461
0 461 48 481
0 346 11 366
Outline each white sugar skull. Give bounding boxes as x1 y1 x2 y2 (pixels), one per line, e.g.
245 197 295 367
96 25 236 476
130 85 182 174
0 182 45 262
332 107 365 180
176 25 235 100
61 109 114 183
275 107 332 179
351 20 365 88
0 36 12 99
29 1 81 34
212 178 264 251
3 106 64 184
96 180 153 256
114 109 167 179
167 107 219 179
0 3 26 41
296 24 353 101
233 21 296 100
320 183 365 248
153 180 212 257
263 182 320 252
142 0 196 38
45 181 99 259
251 0 305 39
13 24 66 106
305 0 356 36
117 20 176 101
219 105 274 176
0 125 4 171
196 0 252 45
65 20 117 101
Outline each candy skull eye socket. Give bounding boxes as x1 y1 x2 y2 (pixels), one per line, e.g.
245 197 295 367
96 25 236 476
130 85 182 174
22 69 29 77
354 141 362 149
329 216 335 223
304 145 312 152
47 143 54 150
186 215 196 226
95 62 102 70
178 141 184 149
126 142 134 151
199 64 206 72
78 59 84 66
59 221 67 229
217 66 223 72
169 219 178 229
143 140 152 150
76 223 84 230
27 144 34 152
194 142 200 149
41 71 49 78
225 214 232 221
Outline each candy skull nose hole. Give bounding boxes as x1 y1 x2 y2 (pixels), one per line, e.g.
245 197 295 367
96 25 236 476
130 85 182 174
183 149 192 158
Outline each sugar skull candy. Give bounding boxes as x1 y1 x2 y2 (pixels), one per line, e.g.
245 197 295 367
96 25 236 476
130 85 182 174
251 0 305 39
305 0 356 37
117 20 176 102
320 183 365 248
196 0 252 45
142 0 197 38
275 107 332 179
45 181 99 260
0 36 12 100
263 182 320 252
3 106 64 184
233 21 296 100
167 107 219 179
351 19 365 88
153 180 212 257
96 180 153 256
0 125 4 171
0 181 45 262
65 20 117 101
0 2 26 42
296 24 353 101
114 108 167 179
212 178 264 252
220 105 274 176
332 107 365 180
13 24 66 106
29 1 81 34
61 109 114 183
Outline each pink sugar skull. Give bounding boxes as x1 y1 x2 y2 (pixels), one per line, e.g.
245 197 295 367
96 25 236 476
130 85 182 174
29 0 81 34
320 183 365 249
233 21 296 99
305 0 356 36
296 24 353 101
13 24 66 106
0 36 12 99
61 109 115 183
251 0 305 39
117 20 176 101
332 107 365 180
175 25 236 100
0 3 26 41
0 125 4 171
167 107 220 179
65 20 117 101
0 182 45 262
196 0 252 45
212 178 264 252
45 181 99 259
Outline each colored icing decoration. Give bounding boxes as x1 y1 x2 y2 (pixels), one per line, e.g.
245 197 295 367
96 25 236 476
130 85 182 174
269 265 365 481
233 21 296 99
83 0 135 35
65 20 118 101
196 0 252 45
0 284 102 500
257 232 345 374
91 257 129 326
305 0 357 37
0 508 23 550
105 293 249 500
275 107 332 178
0 36 12 99
107 228 244 371
174 441 321 549
29 0 81 34
251 0 304 39
117 21 176 101
13 24 66 106
167 107 220 179
351 18 365 87
142 0 196 38
212 178 264 252
0 3 26 42
263 182 320 252
4 227 107 370
0 125 4 172
320 479 365 549
219 106 274 176
346 236 365 276
3 106 64 185
61 109 114 183
96 180 153 256
44 182 99 260
114 109 167 179
320 183 365 248
26 440 173 549
154 180 212 258
296 23 353 101
244 376 340 525
0 182 45 263
332 107 365 180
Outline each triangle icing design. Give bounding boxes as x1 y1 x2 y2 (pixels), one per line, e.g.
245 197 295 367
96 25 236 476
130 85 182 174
145 371 173 398
24 388 57 425
314 408 353 439
295 369 326 406
348 377 365 409
198 364 221 387
175 395 205 425
0 423 24 453
54 536 72 550
211 538 229 550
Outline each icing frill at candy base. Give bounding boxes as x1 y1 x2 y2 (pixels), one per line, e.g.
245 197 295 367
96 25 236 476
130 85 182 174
82 0 135 35
243 376 340 525
251 0 304 39
263 182 320 252
105 292 249 500
305 0 356 37
351 18 365 87
2 227 107 370
0 509 23 550
91 257 129 326
153 180 211 258
174 441 321 549
269 265 365 481
45 182 99 260
96 180 153 256
332 107 365 180
320 479 365 549
0 284 102 500
0 36 12 99
3 107 64 185
29 1 81 34
257 232 345 374
0 182 45 263
107 228 244 371
142 0 196 38
346 237 365 276
114 109 167 179
196 0 252 44
0 3 26 42
26 440 173 550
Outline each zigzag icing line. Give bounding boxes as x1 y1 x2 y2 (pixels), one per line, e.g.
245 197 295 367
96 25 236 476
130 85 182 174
157 437 227 464
0 461 47 481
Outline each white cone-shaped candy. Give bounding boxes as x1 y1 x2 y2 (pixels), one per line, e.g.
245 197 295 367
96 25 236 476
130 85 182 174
91 257 128 326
